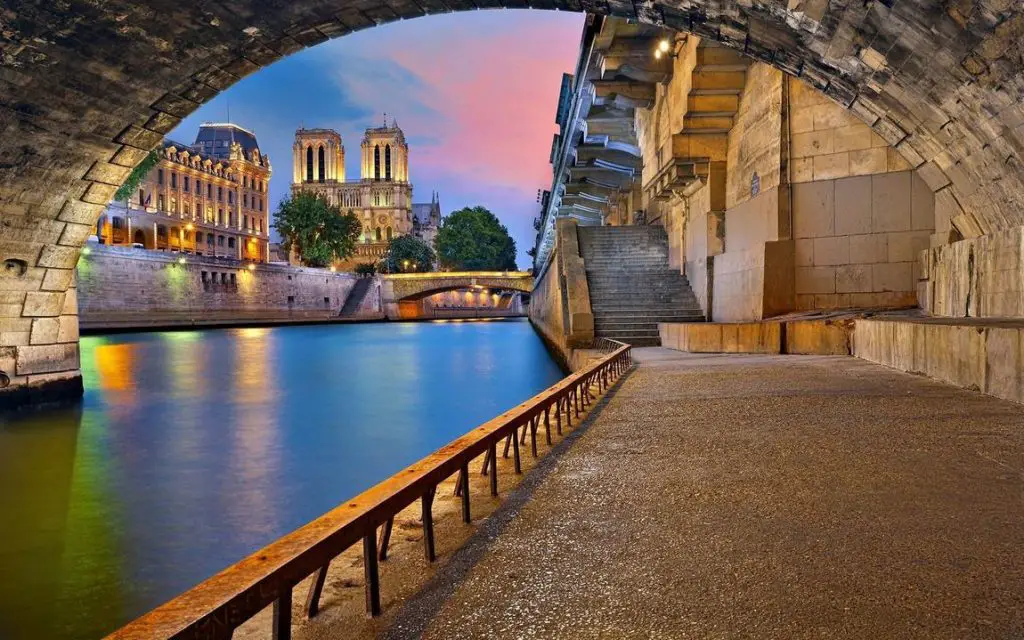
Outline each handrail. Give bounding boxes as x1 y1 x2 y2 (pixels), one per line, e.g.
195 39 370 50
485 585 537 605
107 340 632 640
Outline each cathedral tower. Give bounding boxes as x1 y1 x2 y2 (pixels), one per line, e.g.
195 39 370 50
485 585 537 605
361 119 408 182
292 129 344 184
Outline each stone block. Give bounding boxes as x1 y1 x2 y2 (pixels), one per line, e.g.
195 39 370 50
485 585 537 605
835 175 872 235
795 238 814 267
58 200 105 225
15 343 79 376
790 107 814 134
887 230 931 263
792 157 813 183
984 328 1023 403
813 152 850 180
850 148 887 175
795 266 836 294
886 147 913 171
836 264 871 293
916 161 951 191
57 315 79 343
29 317 59 344
811 103 851 131
833 123 874 152
38 245 82 269
792 129 833 158
41 268 75 292
785 318 853 355
793 181 835 238
910 171 935 231
871 171 912 232
22 292 66 317
849 233 888 264
62 287 78 316
58 223 94 247
813 235 849 266
872 262 913 292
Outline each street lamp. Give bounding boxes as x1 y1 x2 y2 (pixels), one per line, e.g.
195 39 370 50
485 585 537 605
654 38 674 60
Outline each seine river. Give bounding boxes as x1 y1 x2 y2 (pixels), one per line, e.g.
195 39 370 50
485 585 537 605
0 319 564 639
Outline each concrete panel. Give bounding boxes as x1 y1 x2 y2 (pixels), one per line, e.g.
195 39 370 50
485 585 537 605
793 181 835 239
871 171 912 233
835 175 872 235
849 233 888 264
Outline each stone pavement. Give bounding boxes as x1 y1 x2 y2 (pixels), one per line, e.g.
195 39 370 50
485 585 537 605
383 348 1024 639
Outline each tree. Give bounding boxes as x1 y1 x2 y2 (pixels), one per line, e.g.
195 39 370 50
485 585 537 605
113 148 162 202
435 206 518 271
380 234 435 273
272 192 361 268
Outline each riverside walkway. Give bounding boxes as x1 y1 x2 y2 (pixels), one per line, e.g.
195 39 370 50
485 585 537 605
371 348 1024 639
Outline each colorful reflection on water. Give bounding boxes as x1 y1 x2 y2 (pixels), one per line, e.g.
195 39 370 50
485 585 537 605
0 319 564 639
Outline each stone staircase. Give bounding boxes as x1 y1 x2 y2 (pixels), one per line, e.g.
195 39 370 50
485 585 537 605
578 225 705 346
339 277 372 317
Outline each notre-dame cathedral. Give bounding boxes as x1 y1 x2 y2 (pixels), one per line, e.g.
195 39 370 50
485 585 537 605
291 118 441 270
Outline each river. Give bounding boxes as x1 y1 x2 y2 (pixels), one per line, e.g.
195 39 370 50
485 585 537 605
0 319 564 639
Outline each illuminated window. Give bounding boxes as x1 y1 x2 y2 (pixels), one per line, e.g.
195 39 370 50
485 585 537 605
318 145 325 183
306 146 313 182
385 145 391 180
374 145 380 181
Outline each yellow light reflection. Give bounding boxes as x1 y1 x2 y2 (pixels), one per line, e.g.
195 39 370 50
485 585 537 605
92 343 136 392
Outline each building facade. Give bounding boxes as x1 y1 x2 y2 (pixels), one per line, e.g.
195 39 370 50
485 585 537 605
96 123 272 262
291 120 440 270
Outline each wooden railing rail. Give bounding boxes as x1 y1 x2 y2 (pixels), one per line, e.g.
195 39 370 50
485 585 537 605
107 340 633 640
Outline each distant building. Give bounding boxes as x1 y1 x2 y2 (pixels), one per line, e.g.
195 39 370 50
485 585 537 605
96 122 272 262
291 118 441 270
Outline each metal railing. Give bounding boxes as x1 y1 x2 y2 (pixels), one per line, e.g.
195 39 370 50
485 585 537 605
107 340 633 640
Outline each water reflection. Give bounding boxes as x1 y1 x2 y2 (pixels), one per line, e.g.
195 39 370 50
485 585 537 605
0 319 563 639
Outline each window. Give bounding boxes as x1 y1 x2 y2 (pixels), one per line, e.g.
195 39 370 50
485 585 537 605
258 199 263 212
385 144 391 180
184 176 190 192
258 218 262 232
217 235 225 247
217 186 223 201
243 215 248 230
184 203 191 217
218 208 224 225
243 176 248 188
228 237 236 249
171 173 177 189
374 145 380 180
207 184 212 198
306 146 313 182
318 145 326 182
157 195 165 211
228 191 233 204
243 194 248 208
324 297 330 306
287 295 295 305
375 227 382 242
220 272 227 283
386 227 393 241
207 233 215 246
112 217 123 230
230 273 236 285
157 169 164 185
170 197 177 214
201 271 207 282
195 179 201 197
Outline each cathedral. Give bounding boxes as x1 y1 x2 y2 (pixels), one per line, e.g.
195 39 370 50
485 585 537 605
291 119 441 270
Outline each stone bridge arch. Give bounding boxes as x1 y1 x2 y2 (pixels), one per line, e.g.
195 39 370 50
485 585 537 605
379 272 533 318
1 1 1022 405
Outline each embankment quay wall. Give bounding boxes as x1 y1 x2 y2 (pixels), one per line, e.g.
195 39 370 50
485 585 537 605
76 245 378 330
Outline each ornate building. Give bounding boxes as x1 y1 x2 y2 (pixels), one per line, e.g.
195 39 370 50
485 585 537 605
96 123 272 262
291 119 440 270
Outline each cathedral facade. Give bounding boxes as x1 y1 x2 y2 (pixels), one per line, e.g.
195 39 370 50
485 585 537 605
291 120 439 270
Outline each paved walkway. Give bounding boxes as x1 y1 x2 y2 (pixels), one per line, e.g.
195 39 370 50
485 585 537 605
387 348 1024 639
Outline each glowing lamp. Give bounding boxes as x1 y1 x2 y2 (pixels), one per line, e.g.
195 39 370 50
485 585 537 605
247 263 256 271
654 49 663 60
659 39 671 52
81 247 92 256
178 257 186 265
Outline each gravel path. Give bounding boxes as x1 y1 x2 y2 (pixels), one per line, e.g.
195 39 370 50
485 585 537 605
387 348 1024 639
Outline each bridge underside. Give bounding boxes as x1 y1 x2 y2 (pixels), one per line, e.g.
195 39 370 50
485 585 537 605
1 0 1023 405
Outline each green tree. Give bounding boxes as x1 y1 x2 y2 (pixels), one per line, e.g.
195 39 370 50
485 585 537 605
381 234 435 273
113 148 162 202
272 192 361 268
435 206 518 271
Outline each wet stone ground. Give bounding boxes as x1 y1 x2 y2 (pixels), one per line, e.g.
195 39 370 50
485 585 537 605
267 348 1024 639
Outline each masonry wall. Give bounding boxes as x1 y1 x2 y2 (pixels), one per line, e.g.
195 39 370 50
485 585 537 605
76 244 357 325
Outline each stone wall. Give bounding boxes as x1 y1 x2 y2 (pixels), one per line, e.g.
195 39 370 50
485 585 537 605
76 244 358 324
919 226 1024 318
528 219 593 370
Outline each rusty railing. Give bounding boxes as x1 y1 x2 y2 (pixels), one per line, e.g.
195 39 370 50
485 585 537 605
107 340 632 640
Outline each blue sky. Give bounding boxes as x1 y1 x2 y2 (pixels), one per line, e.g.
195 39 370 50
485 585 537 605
170 9 585 267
